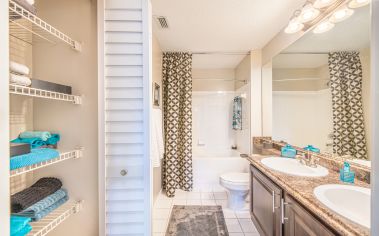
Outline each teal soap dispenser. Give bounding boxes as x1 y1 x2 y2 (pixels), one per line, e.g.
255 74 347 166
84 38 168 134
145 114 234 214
340 162 355 183
281 144 297 158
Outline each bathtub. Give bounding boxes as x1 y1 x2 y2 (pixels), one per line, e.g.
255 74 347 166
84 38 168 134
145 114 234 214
192 150 250 190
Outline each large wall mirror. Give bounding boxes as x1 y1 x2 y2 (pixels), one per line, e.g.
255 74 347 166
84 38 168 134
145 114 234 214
271 4 371 168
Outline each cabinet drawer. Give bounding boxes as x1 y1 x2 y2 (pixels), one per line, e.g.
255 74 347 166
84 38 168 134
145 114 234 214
284 194 336 236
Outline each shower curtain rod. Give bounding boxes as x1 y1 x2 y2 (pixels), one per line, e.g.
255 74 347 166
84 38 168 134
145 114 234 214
274 78 329 82
163 51 250 55
280 52 329 55
192 51 250 55
193 78 247 83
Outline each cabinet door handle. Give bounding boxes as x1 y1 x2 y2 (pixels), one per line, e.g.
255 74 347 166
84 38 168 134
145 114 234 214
281 198 289 224
272 191 280 213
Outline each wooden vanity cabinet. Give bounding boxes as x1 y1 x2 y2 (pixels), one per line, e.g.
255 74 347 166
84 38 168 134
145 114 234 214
250 165 337 236
283 194 336 236
250 166 282 236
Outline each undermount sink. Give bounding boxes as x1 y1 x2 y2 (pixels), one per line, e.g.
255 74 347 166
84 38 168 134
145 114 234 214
314 184 370 228
261 157 329 177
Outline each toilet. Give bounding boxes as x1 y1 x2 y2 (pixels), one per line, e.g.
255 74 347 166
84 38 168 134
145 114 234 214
220 172 250 210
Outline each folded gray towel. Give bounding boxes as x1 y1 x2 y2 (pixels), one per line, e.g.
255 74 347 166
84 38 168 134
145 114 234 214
11 177 62 213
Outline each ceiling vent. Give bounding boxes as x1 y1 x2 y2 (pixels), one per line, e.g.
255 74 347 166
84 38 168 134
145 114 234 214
154 16 169 29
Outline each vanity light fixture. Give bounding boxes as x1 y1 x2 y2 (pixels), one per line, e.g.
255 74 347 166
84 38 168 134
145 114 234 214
300 2 320 22
348 0 370 8
313 0 337 9
284 10 304 34
329 6 354 23
313 21 335 33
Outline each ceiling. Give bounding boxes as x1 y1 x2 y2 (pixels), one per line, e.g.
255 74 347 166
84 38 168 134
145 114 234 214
152 0 305 69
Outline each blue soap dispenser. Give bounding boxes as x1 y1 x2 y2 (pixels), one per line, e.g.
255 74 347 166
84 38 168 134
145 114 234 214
340 161 355 183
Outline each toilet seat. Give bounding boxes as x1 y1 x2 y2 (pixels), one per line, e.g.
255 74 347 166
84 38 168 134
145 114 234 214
220 172 249 185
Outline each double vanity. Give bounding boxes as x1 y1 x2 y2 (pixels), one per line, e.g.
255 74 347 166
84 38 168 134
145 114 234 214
248 155 370 236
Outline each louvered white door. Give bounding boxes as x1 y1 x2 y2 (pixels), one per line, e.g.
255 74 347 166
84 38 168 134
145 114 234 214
100 0 151 235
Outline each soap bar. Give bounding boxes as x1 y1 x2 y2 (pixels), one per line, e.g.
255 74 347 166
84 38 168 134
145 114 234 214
10 143 31 157
281 144 297 158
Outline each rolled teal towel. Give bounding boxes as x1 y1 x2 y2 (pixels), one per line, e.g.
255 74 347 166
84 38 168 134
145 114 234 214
19 131 51 141
10 148 60 170
46 134 60 145
34 196 69 221
11 224 32 236
14 189 67 218
10 216 31 235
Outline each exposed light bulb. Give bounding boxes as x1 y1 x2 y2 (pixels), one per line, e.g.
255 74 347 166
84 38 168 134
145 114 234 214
313 21 335 34
300 4 320 23
329 6 354 23
284 18 304 34
348 0 370 8
314 0 337 8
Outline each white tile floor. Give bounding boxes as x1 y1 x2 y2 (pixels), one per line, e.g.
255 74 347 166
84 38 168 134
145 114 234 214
153 185 260 236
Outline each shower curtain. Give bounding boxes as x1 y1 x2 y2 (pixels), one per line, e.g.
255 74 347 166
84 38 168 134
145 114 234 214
328 52 368 159
162 52 193 197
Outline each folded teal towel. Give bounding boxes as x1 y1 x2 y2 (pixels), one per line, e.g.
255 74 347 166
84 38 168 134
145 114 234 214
11 134 60 149
10 216 31 236
10 148 60 170
14 189 67 219
11 224 32 236
19 131 51 141
34 196 68 221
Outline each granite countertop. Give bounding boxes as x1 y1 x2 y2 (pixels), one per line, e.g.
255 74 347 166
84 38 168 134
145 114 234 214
247 155 370 236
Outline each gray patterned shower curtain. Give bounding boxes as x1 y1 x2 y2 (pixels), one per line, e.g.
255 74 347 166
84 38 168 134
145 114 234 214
328 52 368 159
162 52 193 197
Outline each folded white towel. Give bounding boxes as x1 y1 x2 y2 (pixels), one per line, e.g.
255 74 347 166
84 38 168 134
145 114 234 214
10 73 32 86
151 108 164 168
10 61 30 76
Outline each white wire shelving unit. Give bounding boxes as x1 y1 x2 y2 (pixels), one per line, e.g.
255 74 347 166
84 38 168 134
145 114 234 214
10 148 83 177
9 0 82 51
27 200 83 236
10 84 82 104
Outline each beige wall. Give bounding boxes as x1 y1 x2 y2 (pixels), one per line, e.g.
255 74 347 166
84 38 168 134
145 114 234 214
193 69 235 91
32 0 98 235
152 34 163 202
361 48 372 159
235 55 251 89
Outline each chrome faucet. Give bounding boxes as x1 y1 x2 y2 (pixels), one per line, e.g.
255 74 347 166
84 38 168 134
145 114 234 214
296 152 320 168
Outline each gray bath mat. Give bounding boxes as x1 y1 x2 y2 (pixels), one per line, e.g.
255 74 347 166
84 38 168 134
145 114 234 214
166 205 229 236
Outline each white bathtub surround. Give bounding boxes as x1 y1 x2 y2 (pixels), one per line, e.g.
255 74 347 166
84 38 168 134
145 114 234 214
153 185 260 236
220 172 250 210
192 91 236 156
235 83 251 155
192 150 249 188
